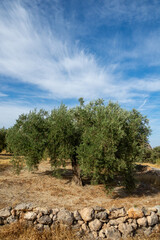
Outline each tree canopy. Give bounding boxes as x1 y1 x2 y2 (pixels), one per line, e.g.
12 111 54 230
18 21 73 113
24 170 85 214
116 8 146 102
6 99 151 189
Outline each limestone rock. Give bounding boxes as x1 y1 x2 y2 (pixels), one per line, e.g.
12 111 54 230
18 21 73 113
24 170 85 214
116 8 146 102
38 215 52 225
89 219 102 231
80 207 95 222
154 205 160 215
137 217 147 227
109 216 127 226
105 226 121 240
0 208 11 218
24 212 37 221
93 206 105 212
57 210 74 225
7 216 17 224
99 229 106 238
127 208 144 219
81 223 88 231
109 207 126 219
147 212 158 226
96 211 108 221
52 208 59 215
35 207 49 215
118 222 133 237
78 220 84 225
73 210 82 221
15 203 33 211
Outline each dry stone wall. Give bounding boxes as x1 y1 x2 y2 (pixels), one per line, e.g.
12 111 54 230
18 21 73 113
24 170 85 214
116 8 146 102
0 203 160 239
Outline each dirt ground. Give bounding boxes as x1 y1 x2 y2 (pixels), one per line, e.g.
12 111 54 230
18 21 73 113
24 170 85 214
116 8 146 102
0 154 160 211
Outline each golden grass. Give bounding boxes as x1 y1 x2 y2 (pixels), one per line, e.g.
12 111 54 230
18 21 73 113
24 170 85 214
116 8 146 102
0 222 80 240
0 222 160 240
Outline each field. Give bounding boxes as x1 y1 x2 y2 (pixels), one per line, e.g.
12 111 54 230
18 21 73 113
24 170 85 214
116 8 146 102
0 153 160 212
1 153 160 239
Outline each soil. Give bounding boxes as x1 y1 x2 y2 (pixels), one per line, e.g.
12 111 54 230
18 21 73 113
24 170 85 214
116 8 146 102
0 154 160 211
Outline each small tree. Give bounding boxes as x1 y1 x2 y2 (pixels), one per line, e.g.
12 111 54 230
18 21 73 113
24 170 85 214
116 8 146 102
6 109 48 172
0 128 7 153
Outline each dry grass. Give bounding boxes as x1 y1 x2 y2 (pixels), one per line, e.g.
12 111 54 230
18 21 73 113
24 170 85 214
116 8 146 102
0 222 160 240
0 154 160 211
0 222 80 240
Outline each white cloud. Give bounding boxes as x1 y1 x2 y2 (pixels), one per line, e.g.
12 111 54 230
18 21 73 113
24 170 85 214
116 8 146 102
0 1 117 100
0 0 160 105
0 103 31 128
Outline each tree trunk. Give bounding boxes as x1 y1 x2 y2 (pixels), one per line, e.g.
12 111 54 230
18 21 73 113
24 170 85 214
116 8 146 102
71 155 83 186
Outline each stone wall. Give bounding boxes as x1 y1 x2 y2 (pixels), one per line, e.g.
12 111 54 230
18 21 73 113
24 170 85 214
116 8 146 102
0 203 160 239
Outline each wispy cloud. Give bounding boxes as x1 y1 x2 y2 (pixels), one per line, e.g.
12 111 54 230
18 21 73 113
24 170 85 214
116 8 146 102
0 1 116 100
1 0 159 103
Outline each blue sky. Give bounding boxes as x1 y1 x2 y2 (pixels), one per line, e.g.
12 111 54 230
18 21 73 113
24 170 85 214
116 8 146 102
0 0 160 147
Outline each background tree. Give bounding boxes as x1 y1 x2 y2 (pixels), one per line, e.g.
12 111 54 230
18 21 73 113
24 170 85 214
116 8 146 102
0 128 7 153
6 109 48 173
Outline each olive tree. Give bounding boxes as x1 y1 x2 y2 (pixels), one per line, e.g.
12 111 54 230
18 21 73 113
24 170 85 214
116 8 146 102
76 101 151 190
6 109 48 172
47 104 83 185
0 128 7 153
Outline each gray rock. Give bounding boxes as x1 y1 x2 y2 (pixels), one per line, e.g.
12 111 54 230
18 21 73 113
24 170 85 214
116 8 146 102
93 206 105 212
96 211 108 221
24 212 37 221
89 219 102 231
0 208 11 218
118 222 133 237
80 207 95 222
105 226 121 240
35 207 49 215
147 212 158 226
109 216 127 226
38 215 52 225
15 203 33 211
57 210 74 225
154 205 160 215
137 217 147 227
73 210 82 221
109 207 126 219
6 216 17 224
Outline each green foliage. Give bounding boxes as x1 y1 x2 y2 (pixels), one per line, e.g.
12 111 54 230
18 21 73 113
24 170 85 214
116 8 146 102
76 101 150 190
6 109 48 171
5 99 151 191
152 146 160 164
47 104 79 169
0 127 7 152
